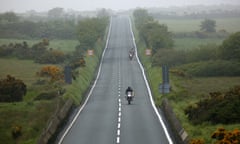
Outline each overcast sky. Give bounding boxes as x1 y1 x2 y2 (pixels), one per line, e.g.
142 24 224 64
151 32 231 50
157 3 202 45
1 0 240 12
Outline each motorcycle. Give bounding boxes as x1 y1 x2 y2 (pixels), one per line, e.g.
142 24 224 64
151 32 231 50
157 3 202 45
126 91 134 104
129 49 135 61
129 53 133 60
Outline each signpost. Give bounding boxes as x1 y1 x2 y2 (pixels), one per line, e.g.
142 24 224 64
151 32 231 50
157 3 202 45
64 66 72 84
159 65 170 94
145 49 152 56
87 49 94 56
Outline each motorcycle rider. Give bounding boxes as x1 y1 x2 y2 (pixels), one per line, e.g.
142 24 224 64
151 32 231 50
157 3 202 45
125 86 134 97
129 48 135 55
129 48 135 57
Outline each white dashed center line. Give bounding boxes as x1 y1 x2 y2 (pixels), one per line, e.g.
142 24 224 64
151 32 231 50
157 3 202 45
116 63 122 144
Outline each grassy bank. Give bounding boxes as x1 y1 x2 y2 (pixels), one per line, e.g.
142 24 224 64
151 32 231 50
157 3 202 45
137 40 240 143
132 18 240 143
0 36 104 143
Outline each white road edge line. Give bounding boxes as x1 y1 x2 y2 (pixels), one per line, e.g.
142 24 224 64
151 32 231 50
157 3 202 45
128 17 174 144
58 17 113 144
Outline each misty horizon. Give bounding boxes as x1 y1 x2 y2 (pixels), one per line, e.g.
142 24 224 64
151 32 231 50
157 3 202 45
1 0 240 13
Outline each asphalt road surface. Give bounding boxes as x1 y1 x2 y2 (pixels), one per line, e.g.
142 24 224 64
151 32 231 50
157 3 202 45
59 15 173 144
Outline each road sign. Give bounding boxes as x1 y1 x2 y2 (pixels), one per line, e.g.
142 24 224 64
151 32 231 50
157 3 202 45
64 66 72 84
159 65 170 94
162 65 169 84
87 50 94 56
145 49 152 56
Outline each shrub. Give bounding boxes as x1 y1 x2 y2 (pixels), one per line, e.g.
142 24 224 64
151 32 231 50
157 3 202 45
219 32 240 61
189 138 205 144
185 85 240 124
152 48 187 67
178 60 240 77
211 128 240 144
11 125 22 139
37 65 64 82
70 57 86 69
0 75 27 102
35 50 66 64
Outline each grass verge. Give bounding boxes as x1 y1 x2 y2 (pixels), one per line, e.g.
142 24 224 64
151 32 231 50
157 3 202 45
132 19 240 143
0 37 104 143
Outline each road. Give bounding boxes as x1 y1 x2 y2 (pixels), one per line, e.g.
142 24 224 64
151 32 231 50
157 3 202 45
59 15 173 144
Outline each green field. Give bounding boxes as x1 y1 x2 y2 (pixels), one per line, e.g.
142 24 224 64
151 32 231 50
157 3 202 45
159 17 240 33
159 17 240 50
0 35 104 143
133 16 240 143
0 58 48 85
173 37 224 50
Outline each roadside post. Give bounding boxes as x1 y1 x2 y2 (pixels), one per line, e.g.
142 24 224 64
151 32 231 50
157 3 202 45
64 65 72 84
159 65 170 94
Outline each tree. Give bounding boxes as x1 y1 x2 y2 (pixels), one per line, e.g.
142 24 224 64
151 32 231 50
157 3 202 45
219 32 240 60
133 8 153 29
48 7 64 19
200 19 216 32
0 12 19 23
139 21 173 53
76 17 108 53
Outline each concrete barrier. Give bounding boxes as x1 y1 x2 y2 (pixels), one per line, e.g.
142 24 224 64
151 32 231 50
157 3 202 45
37 99 73 144
161 98 189 144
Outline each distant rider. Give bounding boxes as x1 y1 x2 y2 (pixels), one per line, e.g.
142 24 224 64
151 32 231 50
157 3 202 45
129 48 135 56
125 86 134 96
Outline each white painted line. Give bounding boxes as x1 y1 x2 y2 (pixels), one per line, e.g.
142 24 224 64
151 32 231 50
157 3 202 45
118 112 121 117
116 136 120 143
118 117 121 123
118 99 121 103
119 107 121 112
118 123 121 129
128 17 173 144
58 17 113 144
118 102 121 107
117 129 120 136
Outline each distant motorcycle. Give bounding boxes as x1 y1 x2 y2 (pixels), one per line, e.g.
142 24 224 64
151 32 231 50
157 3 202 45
129 48 135 61
129 53 133 60
126 91 134 104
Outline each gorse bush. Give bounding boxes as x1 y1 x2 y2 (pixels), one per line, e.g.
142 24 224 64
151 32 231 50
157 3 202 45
185 85 240 124
189 128 240 144
211 128 240 144
0 39 67 64
37 65 64 82
0 75 27 102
